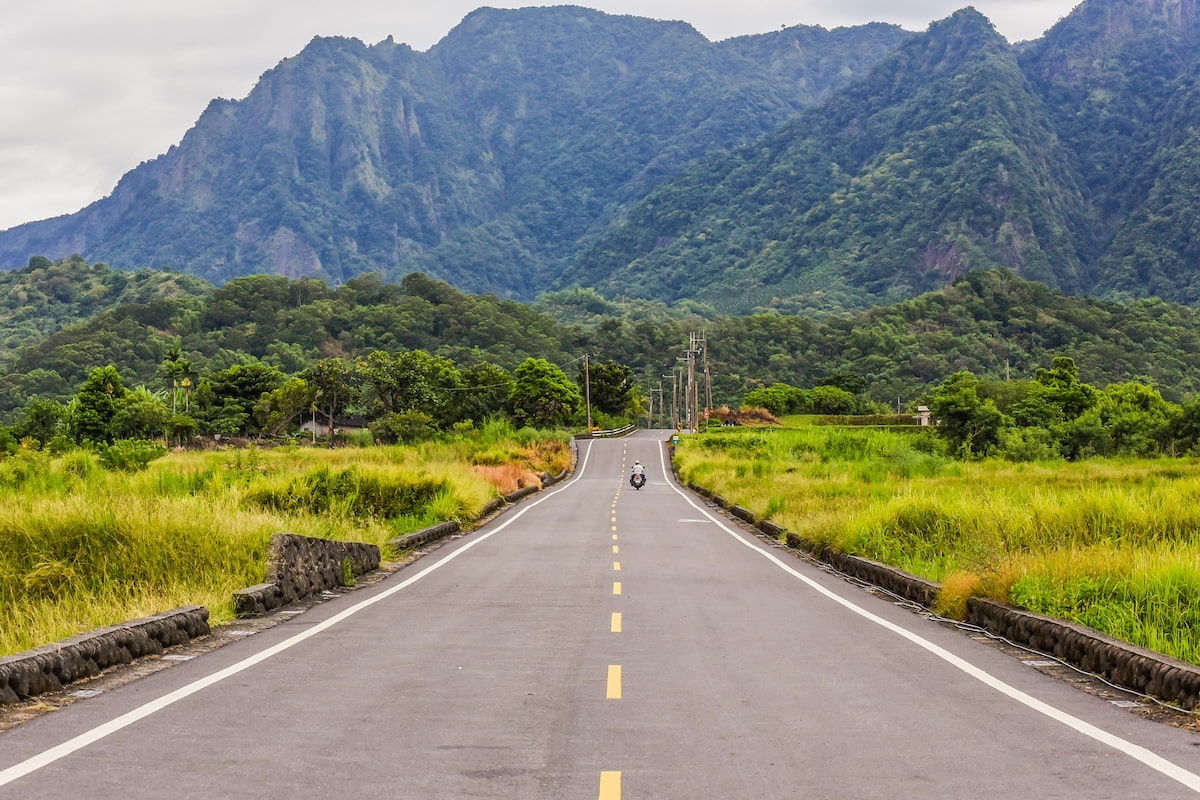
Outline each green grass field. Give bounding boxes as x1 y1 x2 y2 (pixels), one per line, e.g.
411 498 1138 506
674 423 1200 665
0 422 572 656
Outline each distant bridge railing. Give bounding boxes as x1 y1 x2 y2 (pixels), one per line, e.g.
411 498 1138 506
574 423 637 440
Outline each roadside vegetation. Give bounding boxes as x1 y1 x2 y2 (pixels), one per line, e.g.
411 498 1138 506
674 423 1200 666
0 420 571 657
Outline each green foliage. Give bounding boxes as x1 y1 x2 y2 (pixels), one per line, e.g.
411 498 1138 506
14 398 67 445
96 439 168 472
246 466 449 519
928 371 1009 457
71 365 127 444
509 358 583 428
369 412 437 445
583 359 635 416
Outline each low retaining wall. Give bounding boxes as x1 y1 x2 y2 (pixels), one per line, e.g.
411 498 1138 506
389 520 461 552
692 483 1200 711
237 467 576 616
967 598 1200 710
0 606 210 705
234 533 381 617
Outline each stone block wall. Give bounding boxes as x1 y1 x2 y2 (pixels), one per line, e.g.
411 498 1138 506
234 533 380 616
0 606 210 705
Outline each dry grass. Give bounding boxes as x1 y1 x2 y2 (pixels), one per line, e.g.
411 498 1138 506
471 463 542 495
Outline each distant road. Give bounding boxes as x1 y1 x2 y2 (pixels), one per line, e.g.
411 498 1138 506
2 432 1199 798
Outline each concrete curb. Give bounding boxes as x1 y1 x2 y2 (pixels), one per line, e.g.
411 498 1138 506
0 606 210 705
694 483 1200 710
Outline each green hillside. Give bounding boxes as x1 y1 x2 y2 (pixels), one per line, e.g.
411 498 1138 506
3 263 1200 420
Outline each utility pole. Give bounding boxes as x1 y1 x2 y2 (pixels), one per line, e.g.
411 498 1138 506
663 373 677 430
702 336 712 431
584 353 592 431
680 331 707 432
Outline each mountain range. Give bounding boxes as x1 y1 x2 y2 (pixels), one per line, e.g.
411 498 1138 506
2 1 1199 315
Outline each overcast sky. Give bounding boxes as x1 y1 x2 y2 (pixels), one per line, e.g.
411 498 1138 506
0 1 1081 233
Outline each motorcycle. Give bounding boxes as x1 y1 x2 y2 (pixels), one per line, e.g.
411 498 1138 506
629 472 646 490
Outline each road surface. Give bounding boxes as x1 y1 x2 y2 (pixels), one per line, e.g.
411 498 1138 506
2 432 1199 798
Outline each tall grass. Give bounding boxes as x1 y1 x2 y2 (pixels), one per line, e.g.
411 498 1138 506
0 428 572 656
676 426 1200 665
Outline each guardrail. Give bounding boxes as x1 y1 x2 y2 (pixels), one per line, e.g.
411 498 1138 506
574 423 637 440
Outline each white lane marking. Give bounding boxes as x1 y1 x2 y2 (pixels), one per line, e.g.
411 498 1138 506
654 443 1200 794
0 441 597 788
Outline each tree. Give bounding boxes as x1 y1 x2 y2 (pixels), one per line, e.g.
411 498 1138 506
202 362 286 436
1095 382 1174 457
808 385 858 415
451 361 512 425
509 358 583 428
300 358 360 441
818 370 867 396
1033 356 1098 418
582 359 635 416
254 378 316 437
115 386 171 440
14 397 68 446
928 370 1009 457
742 383 806 416
71 365 127 444
359 349 460 423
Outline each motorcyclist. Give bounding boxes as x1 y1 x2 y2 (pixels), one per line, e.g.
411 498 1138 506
631 460 645 477
630 460 646 487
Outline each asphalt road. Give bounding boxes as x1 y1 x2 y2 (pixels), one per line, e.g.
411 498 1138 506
2 432 1199 798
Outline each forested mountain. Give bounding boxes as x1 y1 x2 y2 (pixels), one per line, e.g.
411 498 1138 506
0 256 210 365
0 7 906 297
571 0 1200 313
3 261 1200 419
563 9 1091 312
4 1 1200 314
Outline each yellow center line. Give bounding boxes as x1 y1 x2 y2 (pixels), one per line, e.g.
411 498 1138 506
613 561 621 571
612 534 618 541
607 665 622 699
599 771 621 799
611 612 622 633
613 581 621 595
612 526 617 532
613 545 619 554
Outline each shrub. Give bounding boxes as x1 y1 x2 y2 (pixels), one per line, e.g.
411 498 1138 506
97 440 168 472
370 412 436 444
246 466 450 520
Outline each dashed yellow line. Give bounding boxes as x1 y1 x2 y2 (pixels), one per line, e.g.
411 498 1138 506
613 581 622 595
613 561 621 571
599 771 621 799
607 665 622 699
611 612 622 633
612 545 619 554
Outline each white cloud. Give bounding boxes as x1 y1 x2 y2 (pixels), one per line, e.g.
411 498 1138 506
0 1 1081 235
